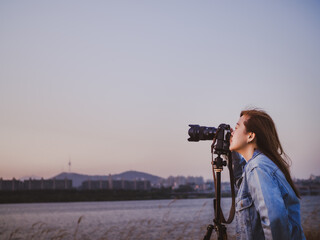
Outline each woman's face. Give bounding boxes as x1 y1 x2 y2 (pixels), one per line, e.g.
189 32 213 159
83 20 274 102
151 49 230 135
229 115 251 152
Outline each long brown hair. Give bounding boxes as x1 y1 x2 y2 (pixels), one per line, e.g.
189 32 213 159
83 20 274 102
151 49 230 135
240 108 300 198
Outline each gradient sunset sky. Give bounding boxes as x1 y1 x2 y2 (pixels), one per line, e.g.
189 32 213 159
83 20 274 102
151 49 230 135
1 1 319 181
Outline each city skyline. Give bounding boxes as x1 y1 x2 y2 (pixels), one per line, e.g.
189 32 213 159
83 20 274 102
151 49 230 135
1 164 318 183
1 1 320 182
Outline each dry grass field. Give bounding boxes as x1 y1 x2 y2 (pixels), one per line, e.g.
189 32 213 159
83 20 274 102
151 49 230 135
4 206 320 240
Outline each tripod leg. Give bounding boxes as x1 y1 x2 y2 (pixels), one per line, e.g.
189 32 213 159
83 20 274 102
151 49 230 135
218 224 227 240
203 224 214 240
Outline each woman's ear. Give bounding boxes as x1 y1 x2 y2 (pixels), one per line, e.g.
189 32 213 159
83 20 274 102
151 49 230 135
247 132 256 143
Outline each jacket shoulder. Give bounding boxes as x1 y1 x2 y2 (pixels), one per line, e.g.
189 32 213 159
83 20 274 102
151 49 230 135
245 153 278 174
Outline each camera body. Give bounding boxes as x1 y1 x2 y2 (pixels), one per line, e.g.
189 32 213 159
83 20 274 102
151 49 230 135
188 124 231 155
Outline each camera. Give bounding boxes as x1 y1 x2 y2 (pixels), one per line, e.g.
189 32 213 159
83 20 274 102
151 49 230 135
188 124 231 155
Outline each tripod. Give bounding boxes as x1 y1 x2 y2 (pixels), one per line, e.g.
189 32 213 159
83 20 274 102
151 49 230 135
187 123 235 240
203 128 236 240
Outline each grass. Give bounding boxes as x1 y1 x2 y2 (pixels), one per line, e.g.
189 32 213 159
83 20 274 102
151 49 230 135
302 205 320 240
2 200 320 240
5 221 319 240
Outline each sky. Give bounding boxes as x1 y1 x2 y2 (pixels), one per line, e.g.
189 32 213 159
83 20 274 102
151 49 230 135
0 1 319 181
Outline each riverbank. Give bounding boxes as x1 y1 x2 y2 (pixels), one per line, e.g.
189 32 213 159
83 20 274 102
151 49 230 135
0 189 218 203
1 189 318 204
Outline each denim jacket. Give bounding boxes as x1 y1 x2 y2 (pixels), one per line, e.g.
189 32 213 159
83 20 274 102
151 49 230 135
232 150 305 240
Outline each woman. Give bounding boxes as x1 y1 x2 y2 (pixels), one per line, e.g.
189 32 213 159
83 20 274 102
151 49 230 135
230 109 305 240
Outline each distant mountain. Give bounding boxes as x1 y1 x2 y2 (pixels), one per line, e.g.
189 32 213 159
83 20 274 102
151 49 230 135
114 170 164 184
52 171 164 188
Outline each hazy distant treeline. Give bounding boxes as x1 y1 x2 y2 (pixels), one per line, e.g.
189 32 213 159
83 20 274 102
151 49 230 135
0 188 218 204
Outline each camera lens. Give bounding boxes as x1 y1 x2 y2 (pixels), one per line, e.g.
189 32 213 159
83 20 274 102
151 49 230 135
188 125 217 142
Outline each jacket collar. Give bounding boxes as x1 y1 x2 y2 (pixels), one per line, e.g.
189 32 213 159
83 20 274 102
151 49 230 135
249 149 262 162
